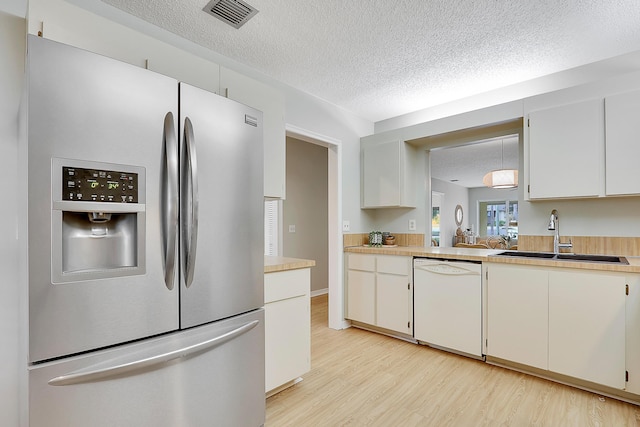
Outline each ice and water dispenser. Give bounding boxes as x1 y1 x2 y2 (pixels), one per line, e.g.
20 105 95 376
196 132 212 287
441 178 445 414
51 158 146 283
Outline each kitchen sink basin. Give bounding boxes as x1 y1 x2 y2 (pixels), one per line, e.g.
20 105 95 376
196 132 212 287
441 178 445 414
494 251 556 259
555 253 628 264
494 251 628 264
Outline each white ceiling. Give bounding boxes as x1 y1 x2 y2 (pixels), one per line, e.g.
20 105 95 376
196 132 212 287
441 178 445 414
430 135 519 188
4 0 640 123
92 0 640 122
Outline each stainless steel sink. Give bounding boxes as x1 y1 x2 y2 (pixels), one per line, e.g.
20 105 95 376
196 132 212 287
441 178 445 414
555 253 628 264
494 251 628 264
494 251 555 259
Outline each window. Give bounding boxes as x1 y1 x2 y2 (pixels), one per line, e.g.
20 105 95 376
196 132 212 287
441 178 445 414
264 200 281 256
479 200 518 240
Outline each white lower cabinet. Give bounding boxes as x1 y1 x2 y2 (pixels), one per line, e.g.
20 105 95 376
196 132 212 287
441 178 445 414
346 269 376 325
486 263 629 391
264 268 310 393
345 254 412 335
548 270 626 389
487 264 548 369
376 272 411 333
627 275 640 395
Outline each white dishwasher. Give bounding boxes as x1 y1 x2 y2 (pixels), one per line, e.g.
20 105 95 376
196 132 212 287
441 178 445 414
413 258 483 358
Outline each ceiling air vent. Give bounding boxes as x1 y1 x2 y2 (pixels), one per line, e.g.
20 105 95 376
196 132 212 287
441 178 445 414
203 0 259 29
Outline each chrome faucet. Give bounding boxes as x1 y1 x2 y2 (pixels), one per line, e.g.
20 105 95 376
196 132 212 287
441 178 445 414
548 209 573 253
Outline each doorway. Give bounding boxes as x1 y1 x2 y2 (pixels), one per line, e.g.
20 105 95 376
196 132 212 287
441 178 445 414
283 137 329 296
285 125 345 330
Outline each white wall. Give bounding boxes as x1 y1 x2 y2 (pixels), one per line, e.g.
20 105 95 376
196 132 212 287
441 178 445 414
0 11 25 427
283 138 329 293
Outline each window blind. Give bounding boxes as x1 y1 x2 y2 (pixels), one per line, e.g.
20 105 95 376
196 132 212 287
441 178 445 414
264 200 279 256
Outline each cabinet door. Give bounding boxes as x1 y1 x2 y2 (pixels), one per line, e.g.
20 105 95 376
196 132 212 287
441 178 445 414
376 273 411 334
220 67 286 199
147 54 220 95
346 270 376 324
265 295 310 392
548 270 625 389
363 141 401 207
605 90 640 195
528 99 603 199
626 275 640 395
486 264 548 369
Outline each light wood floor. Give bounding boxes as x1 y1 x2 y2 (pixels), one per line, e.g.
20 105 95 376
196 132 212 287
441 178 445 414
266 294 640 426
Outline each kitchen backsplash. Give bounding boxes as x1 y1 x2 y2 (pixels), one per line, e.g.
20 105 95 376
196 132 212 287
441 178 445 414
518 235 640 256
344 233 640 256
343 233 425 248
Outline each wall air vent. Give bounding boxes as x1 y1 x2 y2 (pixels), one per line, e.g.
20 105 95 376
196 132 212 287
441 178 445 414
203 0 259 29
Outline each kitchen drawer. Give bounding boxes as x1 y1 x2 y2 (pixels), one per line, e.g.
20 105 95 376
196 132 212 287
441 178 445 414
348 254 376 272
377 255 410 275
264 268 310 304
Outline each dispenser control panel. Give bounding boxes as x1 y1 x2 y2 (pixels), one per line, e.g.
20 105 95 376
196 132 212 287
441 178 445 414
62 166 138 203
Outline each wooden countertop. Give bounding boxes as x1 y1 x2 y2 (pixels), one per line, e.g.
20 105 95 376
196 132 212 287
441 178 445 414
345 245 500 262
344 246 640 273
264 256 316 273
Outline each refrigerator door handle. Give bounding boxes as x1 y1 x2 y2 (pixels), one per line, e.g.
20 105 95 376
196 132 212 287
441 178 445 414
162 112 179 290
48 319 259 386
182 117 199 288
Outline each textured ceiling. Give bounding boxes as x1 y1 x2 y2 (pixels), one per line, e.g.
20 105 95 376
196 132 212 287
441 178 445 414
98 0 640 122
430 135 519 188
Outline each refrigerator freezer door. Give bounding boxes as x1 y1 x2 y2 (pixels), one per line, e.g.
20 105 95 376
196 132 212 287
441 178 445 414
29 309 265 427
179 83 264 328
26 36 179 362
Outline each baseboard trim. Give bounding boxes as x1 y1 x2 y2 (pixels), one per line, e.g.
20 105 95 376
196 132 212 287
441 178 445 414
310 288 328 298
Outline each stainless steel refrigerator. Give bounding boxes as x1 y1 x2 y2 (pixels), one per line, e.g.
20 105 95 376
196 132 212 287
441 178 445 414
23 35 265 426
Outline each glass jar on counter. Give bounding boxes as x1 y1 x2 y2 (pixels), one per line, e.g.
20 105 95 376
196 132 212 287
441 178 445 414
369 231 383 247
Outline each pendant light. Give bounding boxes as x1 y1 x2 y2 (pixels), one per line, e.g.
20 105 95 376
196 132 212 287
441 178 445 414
483 140 518 189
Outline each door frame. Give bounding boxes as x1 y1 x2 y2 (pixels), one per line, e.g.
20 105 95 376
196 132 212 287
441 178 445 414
285 124 346 330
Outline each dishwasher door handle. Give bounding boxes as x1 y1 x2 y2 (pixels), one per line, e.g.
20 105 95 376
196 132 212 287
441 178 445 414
415 265 480 276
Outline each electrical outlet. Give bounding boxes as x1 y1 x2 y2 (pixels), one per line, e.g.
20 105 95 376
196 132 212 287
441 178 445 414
288 225 296 233
342 220 350 232
408 219 416 231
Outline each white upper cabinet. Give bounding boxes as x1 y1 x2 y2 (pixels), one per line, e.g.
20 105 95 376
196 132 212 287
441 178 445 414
146 55 220 95
605 90 640 196
220 67 286 199
528 99 604 199
362 140 416 208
